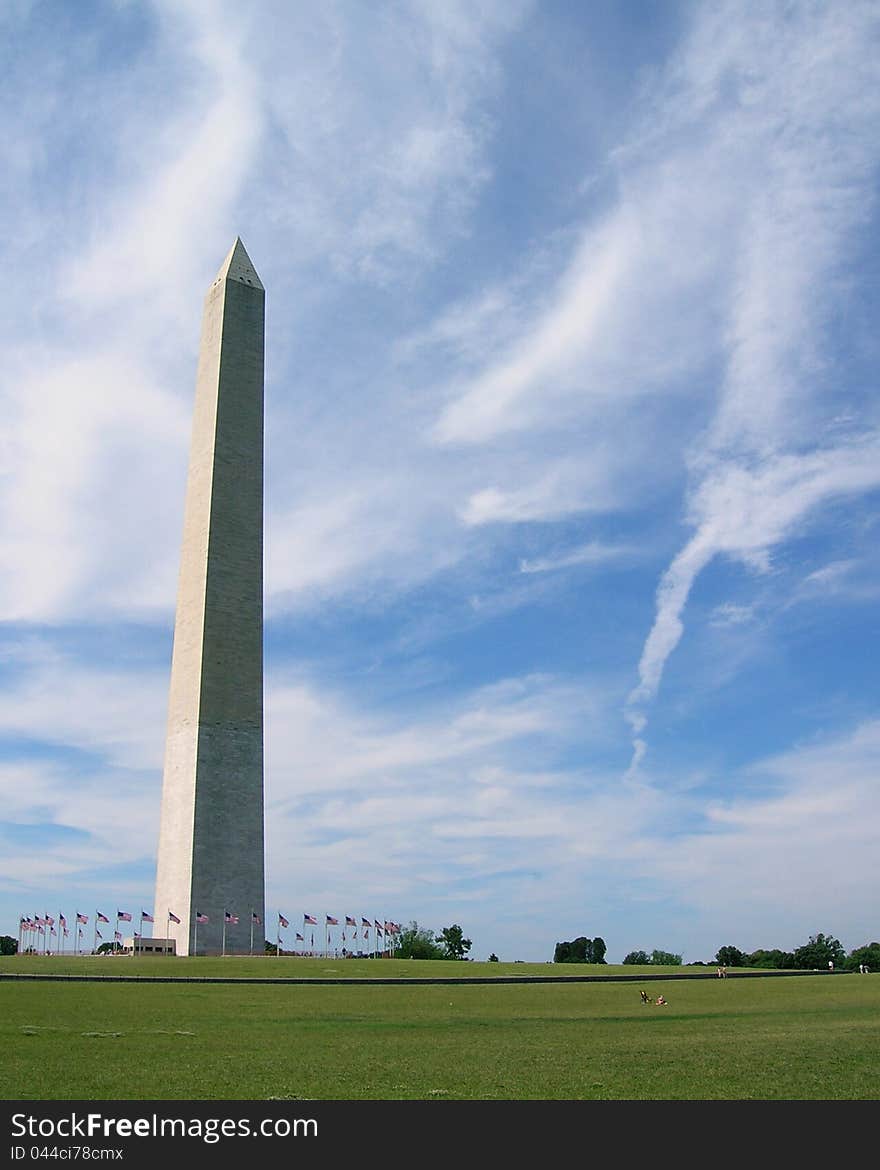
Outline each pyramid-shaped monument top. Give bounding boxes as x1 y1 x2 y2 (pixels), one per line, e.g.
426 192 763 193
211 237 264 291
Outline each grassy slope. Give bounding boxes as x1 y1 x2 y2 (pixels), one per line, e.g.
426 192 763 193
2 959 878 1100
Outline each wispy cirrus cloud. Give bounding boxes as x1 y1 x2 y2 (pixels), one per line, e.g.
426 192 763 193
518 541 633 575
617 0 880 764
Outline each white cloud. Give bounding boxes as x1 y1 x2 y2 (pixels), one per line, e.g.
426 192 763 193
519 541 633 575
708 603 755 628
0 641 167 771
433 207 638 445
628 438 880 729
620 0 880 765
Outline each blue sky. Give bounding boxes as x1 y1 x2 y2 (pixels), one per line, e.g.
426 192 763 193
1 0 878 963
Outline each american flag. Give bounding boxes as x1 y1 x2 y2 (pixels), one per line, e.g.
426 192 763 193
141 911 154 923
168 911 181 924
252 912 261 924
45 915 54 926
374 919 382 930
362 917 371 927
114 931 122 941
95 929 103 940
76 912 88 925
279 914 290 929
304 914 317 925
59 915 67 928
224 911 239 924
117 911 132 922
295 932 304 942
96 912 110 924
326 915 338 926
195 912 209 924
345 916 357 927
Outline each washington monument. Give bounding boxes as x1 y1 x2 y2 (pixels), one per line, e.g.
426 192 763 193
153 238 265 955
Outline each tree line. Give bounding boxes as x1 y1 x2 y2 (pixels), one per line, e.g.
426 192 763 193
611 933 877 971
712 933 878 972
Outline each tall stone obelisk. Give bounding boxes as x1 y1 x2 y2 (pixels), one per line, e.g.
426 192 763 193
153 238 265 956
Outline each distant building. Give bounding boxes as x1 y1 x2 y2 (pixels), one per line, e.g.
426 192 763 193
122 937 177 956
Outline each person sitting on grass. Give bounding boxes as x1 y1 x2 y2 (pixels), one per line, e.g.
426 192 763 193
640 989 650 1003
655 994 667 1005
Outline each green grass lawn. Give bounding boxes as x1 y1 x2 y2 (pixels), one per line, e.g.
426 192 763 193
2 958 878 1100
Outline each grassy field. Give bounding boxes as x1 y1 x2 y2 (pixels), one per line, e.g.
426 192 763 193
2 957 878 1100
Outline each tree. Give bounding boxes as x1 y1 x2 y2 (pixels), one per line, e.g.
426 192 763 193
554 940 573 963
394 921 444 960
488 953 499 963
650 949 682 966
715 945 746 967
554 936 606 963
747 948 795 969
0 935 17 956
572 937 591 962
847 942 880 972
792 933 846 970
438 924 472 960
95 941 122 954
623 949 682 965
622 950 650 965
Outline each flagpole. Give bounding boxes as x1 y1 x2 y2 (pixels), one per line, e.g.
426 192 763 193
250 912 254 956
194 915 198 957
222 913 227 957
93 913 97 956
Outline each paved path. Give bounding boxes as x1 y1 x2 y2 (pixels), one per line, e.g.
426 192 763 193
0 969 834 986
